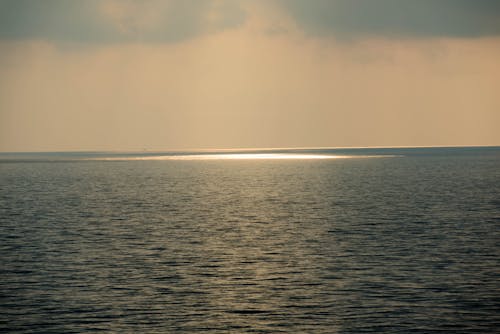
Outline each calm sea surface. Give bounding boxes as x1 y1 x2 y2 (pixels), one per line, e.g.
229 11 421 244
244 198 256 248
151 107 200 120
1 147 499 333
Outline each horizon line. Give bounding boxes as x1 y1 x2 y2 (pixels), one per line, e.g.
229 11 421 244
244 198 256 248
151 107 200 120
1 144 499 154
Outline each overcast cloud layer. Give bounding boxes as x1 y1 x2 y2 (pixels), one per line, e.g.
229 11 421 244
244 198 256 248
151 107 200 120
1 1 499 151
282 0 500 39
1 0 500 43
0 0 246 43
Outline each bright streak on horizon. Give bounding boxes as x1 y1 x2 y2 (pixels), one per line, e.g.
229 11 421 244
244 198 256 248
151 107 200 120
92 153 399 161
161 154 346 160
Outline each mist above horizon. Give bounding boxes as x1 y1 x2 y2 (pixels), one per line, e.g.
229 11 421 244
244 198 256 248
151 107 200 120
1 0 499 152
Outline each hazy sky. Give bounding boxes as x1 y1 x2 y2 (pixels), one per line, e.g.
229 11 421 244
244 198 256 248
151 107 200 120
1 0 499 151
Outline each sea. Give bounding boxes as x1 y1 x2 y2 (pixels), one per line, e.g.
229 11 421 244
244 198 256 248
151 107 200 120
1 146 499 333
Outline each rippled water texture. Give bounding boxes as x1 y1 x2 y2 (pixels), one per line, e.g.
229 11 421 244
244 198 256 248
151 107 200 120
1 147 499 333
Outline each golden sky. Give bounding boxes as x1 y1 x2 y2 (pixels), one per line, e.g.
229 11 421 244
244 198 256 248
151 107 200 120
1 0 499 151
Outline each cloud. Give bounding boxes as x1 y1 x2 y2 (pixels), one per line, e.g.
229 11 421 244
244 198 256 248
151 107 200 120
279 0 500 39
3 1 499 44
0 0 246 43
1 2 499 151
1 30 499 151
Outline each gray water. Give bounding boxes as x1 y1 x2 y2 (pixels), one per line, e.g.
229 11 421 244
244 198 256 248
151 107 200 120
1 147 499 333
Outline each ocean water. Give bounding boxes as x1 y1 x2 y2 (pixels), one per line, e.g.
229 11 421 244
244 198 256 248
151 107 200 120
1 147 499 333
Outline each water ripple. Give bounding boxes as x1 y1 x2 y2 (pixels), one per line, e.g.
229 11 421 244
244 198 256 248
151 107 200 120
1 149 499 332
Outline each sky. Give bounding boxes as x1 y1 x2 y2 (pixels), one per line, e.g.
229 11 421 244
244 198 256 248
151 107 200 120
1 0 499 152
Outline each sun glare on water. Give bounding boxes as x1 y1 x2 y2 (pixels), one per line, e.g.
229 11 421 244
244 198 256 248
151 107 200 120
164 154 345 160
94 153 397 161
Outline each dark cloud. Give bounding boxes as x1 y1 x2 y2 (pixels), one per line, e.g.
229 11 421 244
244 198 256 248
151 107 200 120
2 0 499 44
280 0 500 39
0 0 246 43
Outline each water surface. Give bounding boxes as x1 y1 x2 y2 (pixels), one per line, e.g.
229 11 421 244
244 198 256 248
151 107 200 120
1 147 499 333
